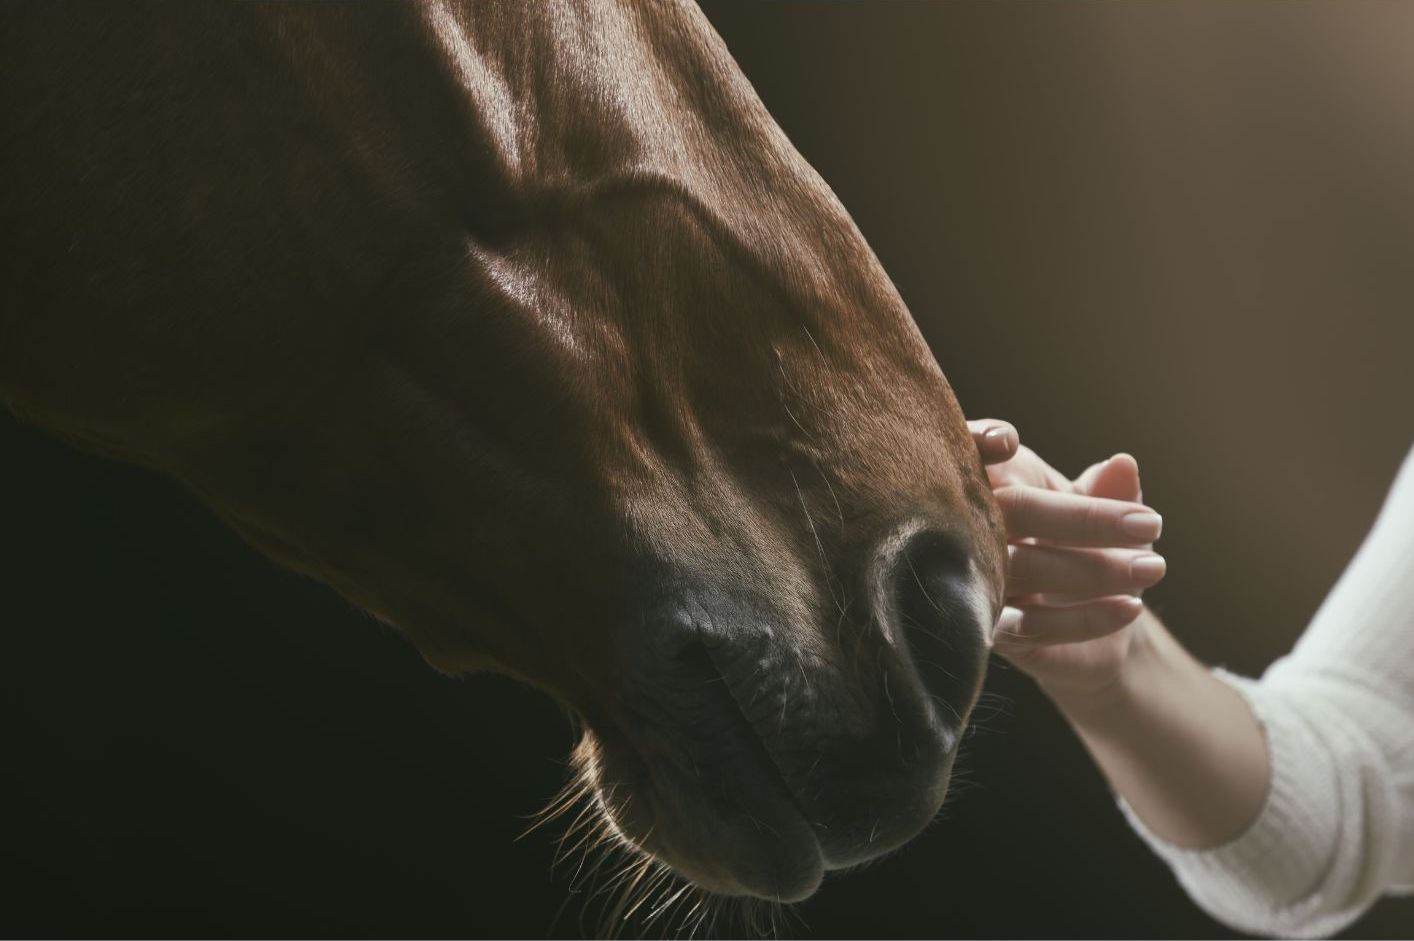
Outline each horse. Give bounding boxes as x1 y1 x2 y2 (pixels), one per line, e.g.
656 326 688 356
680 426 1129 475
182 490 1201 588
1 0 1006 908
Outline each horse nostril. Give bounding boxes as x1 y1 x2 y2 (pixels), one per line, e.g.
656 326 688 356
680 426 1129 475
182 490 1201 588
890 531 990 715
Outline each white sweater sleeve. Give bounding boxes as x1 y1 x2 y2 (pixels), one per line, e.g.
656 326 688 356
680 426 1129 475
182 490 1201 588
1123 445 1414 938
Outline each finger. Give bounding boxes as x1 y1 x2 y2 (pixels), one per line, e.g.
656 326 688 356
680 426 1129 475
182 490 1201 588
1007 544 1166 599
967 419 1019 466
1076 453 1143 504
995 485 1162 547
985 444 1076 492
993 596 1144 647
1073 458 1111 496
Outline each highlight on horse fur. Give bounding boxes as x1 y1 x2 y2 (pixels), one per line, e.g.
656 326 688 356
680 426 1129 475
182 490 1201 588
524 696 1011 940
523 737 797 940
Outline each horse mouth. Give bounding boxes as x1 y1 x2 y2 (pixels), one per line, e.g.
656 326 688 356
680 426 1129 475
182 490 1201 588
581 638 827 903
576 624 971 904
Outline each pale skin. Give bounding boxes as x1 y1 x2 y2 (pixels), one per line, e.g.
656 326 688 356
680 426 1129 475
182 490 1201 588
967 420 1270 849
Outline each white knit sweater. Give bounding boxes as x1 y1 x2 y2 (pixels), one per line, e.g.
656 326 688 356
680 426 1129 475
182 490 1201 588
1124 446 1414 938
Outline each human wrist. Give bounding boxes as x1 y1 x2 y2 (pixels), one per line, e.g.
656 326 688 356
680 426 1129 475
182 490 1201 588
1045 609 1272 849
1039 608 1170 729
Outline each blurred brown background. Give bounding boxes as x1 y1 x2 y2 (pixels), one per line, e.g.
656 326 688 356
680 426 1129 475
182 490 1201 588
4 2 1412 937
701 1 1414 935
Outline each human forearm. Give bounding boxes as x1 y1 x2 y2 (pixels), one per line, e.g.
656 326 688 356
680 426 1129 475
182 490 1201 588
974 427 1414 933
1048 609 1271 849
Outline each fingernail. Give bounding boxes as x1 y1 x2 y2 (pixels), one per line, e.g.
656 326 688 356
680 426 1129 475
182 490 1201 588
1121 511 1163 541
993 607 1022 637
984 426 1015 446
1130 553 1167 583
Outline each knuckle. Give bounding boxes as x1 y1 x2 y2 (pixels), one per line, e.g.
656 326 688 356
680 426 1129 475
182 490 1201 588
998 485 1027 513
997 486 1036 535
1083 500 1107 539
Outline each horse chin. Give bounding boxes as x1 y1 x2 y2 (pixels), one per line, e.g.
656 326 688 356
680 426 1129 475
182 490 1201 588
571 728 826 904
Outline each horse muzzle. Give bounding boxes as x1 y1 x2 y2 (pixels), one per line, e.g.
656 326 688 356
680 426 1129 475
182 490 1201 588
578 527 996 902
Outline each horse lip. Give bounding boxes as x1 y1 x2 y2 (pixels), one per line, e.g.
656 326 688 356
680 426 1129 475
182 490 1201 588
592 630 825 902
697 626 962 875
697 636 828 861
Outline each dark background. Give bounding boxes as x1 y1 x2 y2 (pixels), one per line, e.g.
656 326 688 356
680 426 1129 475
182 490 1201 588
5 2 1413 937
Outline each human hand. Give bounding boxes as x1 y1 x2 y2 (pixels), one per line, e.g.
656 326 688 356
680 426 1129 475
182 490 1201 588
967 420 1166 702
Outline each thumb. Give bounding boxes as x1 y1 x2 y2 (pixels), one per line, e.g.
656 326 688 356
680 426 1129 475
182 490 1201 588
967 419 1020 466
